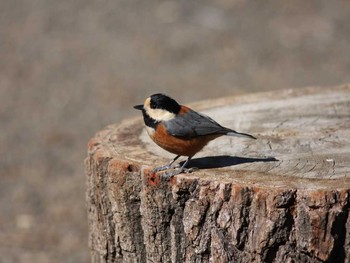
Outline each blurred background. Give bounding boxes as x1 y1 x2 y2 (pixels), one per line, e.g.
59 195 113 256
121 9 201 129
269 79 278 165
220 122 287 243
1 0 350 262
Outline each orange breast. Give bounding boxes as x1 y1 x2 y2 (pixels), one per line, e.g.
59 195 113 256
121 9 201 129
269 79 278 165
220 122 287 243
150 123 220 156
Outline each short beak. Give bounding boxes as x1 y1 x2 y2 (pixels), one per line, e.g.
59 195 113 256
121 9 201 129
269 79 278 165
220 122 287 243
134 104 143 110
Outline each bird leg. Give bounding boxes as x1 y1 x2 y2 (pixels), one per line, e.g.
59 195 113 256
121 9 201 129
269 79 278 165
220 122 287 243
163 156 194 177
152 155 181 172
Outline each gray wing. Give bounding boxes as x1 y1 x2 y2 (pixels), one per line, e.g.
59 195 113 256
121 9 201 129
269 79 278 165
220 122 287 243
164 110 230 138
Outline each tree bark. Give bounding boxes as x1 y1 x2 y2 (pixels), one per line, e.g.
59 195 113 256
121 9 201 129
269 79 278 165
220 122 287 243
86 85 350 263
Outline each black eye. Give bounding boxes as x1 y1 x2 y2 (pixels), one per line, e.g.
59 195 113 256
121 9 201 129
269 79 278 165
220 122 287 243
150 99 156 109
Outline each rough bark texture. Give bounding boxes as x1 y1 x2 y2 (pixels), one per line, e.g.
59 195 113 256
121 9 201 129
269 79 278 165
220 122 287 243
86 85 350 263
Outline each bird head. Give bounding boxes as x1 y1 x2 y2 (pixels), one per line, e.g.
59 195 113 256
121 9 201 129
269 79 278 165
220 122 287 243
134 93 181 122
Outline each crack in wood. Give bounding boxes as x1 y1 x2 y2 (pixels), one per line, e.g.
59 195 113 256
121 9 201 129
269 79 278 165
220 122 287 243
272 119 289 132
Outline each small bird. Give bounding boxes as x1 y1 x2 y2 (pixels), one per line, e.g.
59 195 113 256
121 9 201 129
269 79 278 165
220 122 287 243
134 93 256 176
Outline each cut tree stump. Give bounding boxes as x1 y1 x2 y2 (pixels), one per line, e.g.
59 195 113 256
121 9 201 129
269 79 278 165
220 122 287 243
86 85 350 263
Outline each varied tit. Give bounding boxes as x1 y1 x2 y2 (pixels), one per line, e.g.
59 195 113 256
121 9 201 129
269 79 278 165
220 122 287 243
134 93 256 177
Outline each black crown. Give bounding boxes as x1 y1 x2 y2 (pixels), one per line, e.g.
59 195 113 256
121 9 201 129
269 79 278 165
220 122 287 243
150 94 181 114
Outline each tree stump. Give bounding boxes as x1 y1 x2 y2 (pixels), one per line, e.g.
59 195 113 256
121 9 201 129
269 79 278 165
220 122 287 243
86 85 350 263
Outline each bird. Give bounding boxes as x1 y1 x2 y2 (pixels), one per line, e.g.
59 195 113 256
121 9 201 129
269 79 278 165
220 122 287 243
134 93 256 177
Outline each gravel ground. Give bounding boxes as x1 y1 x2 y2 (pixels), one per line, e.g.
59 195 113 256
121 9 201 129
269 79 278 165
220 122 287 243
1 0 350 262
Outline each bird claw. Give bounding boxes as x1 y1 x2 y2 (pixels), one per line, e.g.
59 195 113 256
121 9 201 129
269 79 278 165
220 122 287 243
152 156 196 177
152 164 181 173
162 170 182 177
161 167 198 178
152 164 178 173
152 165 170 173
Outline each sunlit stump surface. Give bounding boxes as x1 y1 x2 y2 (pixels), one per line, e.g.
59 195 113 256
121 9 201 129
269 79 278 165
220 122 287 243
86 85 350 263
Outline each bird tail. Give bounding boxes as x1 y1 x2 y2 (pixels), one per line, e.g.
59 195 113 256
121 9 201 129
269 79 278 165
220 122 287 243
226 130 257 140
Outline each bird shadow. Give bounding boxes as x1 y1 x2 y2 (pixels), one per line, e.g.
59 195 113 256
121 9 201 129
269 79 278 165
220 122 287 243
180 155 278 170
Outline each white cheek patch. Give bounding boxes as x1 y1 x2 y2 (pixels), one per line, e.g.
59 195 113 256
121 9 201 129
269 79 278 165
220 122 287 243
143 98 176 122
147 108 176 122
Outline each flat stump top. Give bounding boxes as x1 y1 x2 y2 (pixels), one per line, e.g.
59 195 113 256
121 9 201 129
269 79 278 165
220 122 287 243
91 85 350 190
